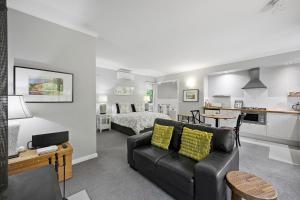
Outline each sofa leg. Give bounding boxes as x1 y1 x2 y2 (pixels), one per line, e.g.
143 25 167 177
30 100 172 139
129 164 137 171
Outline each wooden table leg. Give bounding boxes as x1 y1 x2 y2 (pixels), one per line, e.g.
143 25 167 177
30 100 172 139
232 191 241 200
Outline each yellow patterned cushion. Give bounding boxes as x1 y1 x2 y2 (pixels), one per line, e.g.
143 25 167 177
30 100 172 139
151 124 174 150
179 127 213 161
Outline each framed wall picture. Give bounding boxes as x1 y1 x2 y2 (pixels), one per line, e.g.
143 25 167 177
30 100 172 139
183 89 199 102
234 100 244 108
14 66 73 103
114 86 134 96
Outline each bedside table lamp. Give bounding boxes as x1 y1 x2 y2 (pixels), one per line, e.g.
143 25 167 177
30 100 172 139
8 95 32 158
98 95 108 114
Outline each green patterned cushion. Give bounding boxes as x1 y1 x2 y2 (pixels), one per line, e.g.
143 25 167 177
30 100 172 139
151 124 174 150
179 127 213 161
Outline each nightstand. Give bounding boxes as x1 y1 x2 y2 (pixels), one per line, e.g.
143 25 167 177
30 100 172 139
97 114 111 132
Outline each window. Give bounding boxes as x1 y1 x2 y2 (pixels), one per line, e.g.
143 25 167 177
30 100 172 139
145 82 154 103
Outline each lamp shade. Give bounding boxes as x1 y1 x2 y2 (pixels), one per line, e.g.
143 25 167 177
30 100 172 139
97 95 108 103
144 96 151 103
8 95 32 120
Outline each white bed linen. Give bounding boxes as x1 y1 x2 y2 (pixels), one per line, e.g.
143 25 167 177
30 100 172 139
111 111 170 134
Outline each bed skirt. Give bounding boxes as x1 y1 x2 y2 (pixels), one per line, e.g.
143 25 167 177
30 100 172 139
111 122 153 136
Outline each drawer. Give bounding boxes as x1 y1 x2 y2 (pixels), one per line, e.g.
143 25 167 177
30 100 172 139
240 123 267 136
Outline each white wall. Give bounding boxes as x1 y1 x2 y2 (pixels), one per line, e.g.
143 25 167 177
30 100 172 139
208 71 249 98
8 9 97 160
157 50 300 113
96 67 154 112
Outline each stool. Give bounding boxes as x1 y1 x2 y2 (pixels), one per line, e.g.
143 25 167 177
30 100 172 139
226 171 278 200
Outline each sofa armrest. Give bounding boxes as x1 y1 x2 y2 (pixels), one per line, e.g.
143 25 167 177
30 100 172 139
194 148 239 200
127 131 153 168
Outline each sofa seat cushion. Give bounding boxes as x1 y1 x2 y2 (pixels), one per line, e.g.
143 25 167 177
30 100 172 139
156 152 197 197
133 145 172 178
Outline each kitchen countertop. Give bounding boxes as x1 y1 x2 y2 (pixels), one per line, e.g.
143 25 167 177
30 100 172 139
203 106 300 115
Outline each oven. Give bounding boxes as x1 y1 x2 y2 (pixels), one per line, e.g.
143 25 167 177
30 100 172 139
243 111 266 125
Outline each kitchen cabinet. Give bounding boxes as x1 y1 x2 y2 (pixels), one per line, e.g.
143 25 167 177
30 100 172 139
267 113 299 141
240 123 267 136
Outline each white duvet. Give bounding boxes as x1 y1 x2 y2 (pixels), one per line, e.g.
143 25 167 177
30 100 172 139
111 111 170 134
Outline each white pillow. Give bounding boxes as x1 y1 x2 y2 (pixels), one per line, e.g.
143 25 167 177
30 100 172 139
111 104 117 114
119 103 131 113
135 103 145 112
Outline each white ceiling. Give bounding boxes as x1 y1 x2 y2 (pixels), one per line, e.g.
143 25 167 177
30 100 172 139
8 0 300 77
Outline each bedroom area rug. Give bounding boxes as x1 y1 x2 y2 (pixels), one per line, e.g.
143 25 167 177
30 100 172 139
68 190 91 200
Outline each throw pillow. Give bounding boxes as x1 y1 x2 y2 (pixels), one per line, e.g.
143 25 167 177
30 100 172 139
131 104 136 112
115 103 120 114
119 104 131 113
179 127 213 161
135 103 145 112
151 124 174 150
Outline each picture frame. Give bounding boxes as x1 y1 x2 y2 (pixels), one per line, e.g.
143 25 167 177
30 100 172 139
234 100 244 108
183 89 199 102
14 66 73 103
114 86 134 96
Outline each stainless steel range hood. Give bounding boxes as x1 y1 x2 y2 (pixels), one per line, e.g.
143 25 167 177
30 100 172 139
242 68 267 89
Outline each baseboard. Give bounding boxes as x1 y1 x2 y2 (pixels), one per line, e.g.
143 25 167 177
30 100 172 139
72 153 98 165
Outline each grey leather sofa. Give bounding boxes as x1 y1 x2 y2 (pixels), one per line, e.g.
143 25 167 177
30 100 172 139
127 118 239 200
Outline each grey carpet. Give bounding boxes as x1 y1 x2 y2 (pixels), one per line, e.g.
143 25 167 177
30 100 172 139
63 130 300 200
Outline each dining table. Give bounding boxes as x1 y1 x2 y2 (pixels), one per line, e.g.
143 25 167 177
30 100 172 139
200 113 236 127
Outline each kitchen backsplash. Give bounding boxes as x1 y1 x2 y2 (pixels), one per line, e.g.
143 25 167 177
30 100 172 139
243 89 298 109
207 65 300 110
211 89 299 110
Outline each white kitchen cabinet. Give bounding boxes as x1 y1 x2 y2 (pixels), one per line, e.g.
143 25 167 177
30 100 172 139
240 123 267 136
267 113 299 141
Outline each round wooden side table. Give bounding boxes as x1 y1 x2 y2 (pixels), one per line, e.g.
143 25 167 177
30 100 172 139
226 171 278 200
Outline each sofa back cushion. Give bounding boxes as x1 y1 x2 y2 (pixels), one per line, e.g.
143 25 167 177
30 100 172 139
184 124 234 153
154 118 183 151
151 124 174 150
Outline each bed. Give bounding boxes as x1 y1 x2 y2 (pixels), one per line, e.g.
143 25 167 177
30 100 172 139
111 111 171 135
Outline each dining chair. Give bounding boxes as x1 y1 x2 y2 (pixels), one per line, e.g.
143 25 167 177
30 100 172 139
222 113 245 147
235 113 245 147
190 110 204 124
